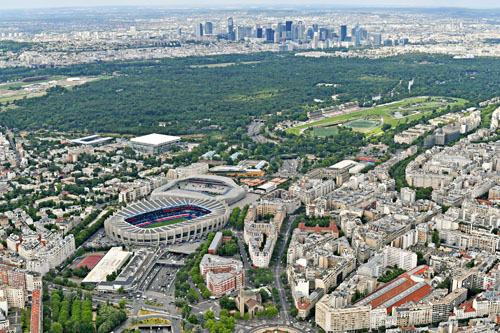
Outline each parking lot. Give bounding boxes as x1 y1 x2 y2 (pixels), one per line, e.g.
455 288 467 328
84 227 118 248
280 158 300 175
229 192 260 210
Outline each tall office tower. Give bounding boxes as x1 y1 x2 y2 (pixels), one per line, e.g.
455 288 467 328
319 28 328 41
236 26 248 41
352 24 362 46
306 27 314 40
291 24 298 41
312 32 319 49
361 28 368 39
195 23 203 37
177 28 182 37
256 27 263 38
312 24 319 33
297 23 305 41
277 23 285 40
245 26 252 37
227 17 234 40
285 20 292 40
340 25 347 41
265 28 274 42
204 22 213 35
372 33 382 45
351 23 358 36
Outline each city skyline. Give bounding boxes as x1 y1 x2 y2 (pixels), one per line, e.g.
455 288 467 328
2 0 500 10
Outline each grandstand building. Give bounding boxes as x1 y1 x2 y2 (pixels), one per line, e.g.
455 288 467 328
208 165 265 177
105 197 229 245
151 175 245 205
166 163 209 179
70 135 113 146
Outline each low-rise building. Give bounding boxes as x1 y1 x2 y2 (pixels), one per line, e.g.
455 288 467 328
431 287 467 323
236 289 264 318
199 254 244 297
244 201 286 268
316 301 371 333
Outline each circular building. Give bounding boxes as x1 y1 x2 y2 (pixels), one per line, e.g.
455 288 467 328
151 175 246 205
105 197 229 245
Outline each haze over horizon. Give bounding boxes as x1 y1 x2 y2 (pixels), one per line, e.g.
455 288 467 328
2 0 500 10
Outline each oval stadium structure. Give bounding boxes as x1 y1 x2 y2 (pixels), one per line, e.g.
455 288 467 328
150 175 246 205
105 197 229 245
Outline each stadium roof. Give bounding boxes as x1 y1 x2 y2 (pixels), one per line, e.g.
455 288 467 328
130 133 181 146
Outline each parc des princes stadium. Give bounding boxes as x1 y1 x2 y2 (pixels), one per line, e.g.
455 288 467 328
104 175 245 245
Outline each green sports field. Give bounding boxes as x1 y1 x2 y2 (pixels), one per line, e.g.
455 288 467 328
345 119 381 130
142 218 187 228
287 96 468 136
313 126 339 137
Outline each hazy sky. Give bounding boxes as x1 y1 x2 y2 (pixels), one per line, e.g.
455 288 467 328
1 0 500 10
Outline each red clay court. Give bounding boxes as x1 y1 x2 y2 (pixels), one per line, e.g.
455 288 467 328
76 254 103 269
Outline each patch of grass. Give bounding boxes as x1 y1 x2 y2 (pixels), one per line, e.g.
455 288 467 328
313 126 339 137
138 309 158 316
345 119 380 129
129 317 171 329
378 267 406 283
248 268 274 287
142 218 187 228
228 89 280 102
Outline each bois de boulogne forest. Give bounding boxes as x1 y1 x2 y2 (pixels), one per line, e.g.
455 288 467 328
2 4 500 333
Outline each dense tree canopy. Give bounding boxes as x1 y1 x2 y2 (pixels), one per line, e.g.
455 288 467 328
2 53 499 135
